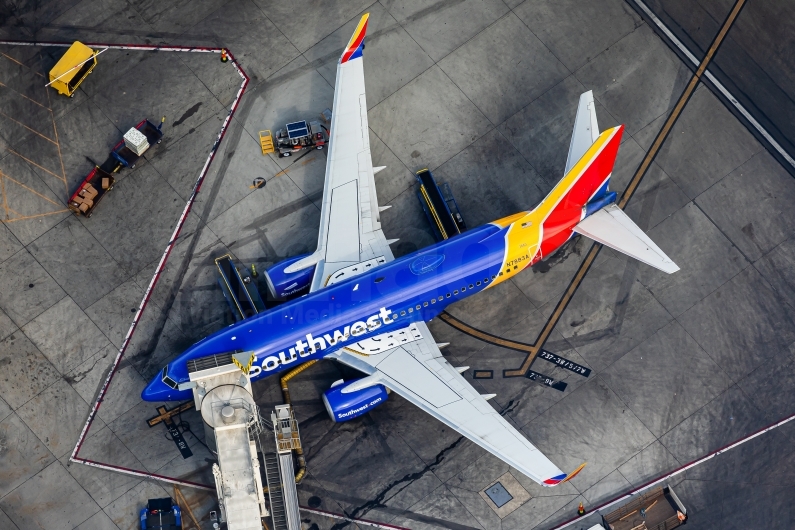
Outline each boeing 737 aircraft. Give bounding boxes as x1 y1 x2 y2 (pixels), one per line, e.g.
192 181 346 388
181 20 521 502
143 14 678 487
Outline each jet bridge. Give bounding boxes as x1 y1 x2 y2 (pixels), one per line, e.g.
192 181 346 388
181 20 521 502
187 353 267 529
184 353 303 530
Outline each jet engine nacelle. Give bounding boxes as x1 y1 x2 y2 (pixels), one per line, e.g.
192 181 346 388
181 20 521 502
264 253 316 301
322 379 388 422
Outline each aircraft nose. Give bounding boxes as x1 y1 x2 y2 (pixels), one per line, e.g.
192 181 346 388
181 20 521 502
141 376 167 401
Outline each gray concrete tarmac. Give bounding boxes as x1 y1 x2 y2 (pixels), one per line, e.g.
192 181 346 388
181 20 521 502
1 0 794 529
635 0 795 175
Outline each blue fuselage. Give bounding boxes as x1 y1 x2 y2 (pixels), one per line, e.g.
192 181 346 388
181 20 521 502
142 223 511 401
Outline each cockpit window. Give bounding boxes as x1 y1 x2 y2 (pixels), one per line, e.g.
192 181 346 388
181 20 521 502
161 366 178 389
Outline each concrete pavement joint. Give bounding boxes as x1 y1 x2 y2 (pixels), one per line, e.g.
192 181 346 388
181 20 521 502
627 0 795 173
0 39 252 490
547 406 795 530
441 0 748 381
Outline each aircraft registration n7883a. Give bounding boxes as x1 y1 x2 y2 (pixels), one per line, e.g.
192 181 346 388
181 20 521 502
143 14 678 487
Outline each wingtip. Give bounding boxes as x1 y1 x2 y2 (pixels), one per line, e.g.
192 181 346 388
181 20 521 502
340 13 370 63
561 462 587 484
543 462 587 486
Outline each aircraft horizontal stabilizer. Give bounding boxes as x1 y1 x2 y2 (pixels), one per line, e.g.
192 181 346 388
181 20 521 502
575 204 679 274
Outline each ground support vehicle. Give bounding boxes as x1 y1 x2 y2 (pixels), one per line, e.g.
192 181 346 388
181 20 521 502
67 167 115 217
111 119 164 169
415 168 467 241
593 485 687 530
139 497 182 529
274 120 326 157
215 254 266 321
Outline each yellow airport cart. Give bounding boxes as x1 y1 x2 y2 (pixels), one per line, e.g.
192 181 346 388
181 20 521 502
49 41 97 97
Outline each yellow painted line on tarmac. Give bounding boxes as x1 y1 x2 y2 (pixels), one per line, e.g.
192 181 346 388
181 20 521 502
443 0 748 378
0 110 57 144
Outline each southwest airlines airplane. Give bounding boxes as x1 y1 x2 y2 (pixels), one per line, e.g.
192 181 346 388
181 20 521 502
143 14 678 487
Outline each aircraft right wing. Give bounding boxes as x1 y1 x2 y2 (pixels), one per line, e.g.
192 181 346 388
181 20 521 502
327 321 585 487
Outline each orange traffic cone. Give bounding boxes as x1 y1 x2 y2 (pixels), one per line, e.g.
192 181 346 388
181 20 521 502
220 49 229 63
578 502 585 516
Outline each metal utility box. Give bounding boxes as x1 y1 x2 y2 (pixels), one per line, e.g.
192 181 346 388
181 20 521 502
49 41 97 97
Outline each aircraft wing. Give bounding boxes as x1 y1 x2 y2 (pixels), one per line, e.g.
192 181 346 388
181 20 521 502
328 320 585 487
284 14 394 291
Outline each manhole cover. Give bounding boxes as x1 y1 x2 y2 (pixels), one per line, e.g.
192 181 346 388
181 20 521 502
484 482 513 508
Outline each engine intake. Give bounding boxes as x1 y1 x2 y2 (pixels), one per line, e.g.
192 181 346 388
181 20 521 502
322 379 388 422
264 253 316 301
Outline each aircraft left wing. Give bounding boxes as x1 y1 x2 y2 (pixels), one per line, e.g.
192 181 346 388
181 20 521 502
285 14 394 291
327 320 585 487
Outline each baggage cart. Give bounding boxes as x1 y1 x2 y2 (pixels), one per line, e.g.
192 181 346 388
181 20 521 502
68 167 115 218
49 41 97 97
111 118 164 169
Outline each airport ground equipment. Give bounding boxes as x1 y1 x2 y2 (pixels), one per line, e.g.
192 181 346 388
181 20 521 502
415 168 467 241
268 405 302 530
111 118 165 169
139 497 182 529
273 120 326 157
68 167 115 217
215 255 265 321
48 41 97 97
186 352 268 529
259 130 275 155
183 352 305 530
592 485 687 530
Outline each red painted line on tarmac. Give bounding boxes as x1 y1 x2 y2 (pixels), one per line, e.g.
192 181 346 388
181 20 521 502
73 458 215 491
0 40 222 53
69 42 247 487
548 409 795 529
0 38 247 489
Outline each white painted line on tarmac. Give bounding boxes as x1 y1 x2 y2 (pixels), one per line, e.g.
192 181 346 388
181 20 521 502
633 0 795 170
548 409 795 529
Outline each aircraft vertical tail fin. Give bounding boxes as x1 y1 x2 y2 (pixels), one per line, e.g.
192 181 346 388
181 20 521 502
530 124 624 257
565 91 600 175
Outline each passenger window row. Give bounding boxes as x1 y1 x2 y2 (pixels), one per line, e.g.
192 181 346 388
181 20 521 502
397 275 498 317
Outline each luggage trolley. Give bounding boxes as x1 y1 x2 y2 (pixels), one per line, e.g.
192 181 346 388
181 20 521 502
49 41 98 97
68 167 115 218
111 118 165 169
